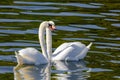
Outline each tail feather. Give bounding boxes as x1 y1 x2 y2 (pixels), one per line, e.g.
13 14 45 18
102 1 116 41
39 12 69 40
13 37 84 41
15 51 24 65
76 42 93 60
87 42 93 49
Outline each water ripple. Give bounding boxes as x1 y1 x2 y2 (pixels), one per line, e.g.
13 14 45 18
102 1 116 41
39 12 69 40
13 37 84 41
95 42 120 47
0 19 40 22
89 3 104 6
0 12 19 15
0 29 26 34
0 55 15 61
14 1 101 9
114 76 120 79
96 46 120 50
57 26 89 31
89 36 120 41
100 13 119 16
70 24 106 30
0 42 39 47
61 3 101 8
89 68 113 72
0 34 8 36
89 51 110 54
110 60 120 64
63 38 94 41
21 12 105 17
14 1 58 5
0 48 21 52
109 10 120 13
0 26 20 29
111 23 120 27
0 66 13 73
0 5 59 10
104 18 119 22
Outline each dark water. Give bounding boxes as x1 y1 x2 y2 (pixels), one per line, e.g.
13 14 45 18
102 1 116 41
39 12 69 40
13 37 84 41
0 0 120 80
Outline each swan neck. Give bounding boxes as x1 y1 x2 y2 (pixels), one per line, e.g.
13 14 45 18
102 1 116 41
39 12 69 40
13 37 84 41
39 22 48 60
46 28 52 61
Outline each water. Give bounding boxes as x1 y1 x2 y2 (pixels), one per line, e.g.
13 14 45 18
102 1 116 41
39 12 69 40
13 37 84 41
0 0 120 80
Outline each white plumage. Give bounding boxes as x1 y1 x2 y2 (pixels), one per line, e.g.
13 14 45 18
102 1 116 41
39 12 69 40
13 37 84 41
15 21 92 65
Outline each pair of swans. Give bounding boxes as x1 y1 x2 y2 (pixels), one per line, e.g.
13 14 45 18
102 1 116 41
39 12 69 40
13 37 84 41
15 21 92 65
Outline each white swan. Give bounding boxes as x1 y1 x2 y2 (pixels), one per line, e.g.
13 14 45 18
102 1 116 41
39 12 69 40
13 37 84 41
15 21 92 65
15 21 55 65
52 42 92 61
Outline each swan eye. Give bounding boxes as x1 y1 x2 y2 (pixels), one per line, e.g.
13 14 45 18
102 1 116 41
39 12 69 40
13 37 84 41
48 23 52 27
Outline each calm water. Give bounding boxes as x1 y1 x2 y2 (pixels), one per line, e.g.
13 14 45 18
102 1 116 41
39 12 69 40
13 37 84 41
0 0 120 80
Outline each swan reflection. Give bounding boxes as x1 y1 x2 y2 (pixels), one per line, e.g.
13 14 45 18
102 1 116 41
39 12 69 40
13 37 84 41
14 64 51 80
53 60 90 80
14 60 90 80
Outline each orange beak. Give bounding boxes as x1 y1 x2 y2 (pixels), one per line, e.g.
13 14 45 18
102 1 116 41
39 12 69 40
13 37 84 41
49 26 56 31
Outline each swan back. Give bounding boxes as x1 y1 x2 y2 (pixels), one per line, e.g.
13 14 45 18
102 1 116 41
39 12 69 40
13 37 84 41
16 47 48 65
52 42 86 61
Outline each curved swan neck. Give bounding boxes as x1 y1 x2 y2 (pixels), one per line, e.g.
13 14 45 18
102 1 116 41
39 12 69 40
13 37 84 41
39 21 48 60
46 27 52 61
